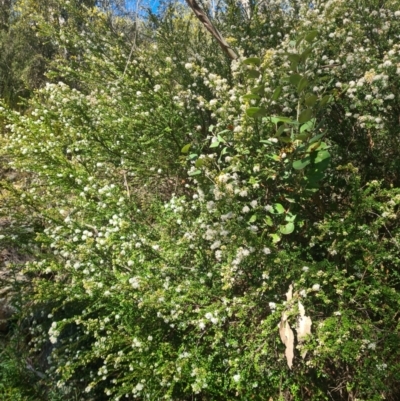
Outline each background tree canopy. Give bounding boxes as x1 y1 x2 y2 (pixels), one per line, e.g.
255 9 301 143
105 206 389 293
1 0 400 400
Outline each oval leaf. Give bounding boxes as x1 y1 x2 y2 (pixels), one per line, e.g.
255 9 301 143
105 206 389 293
273 203 285 214
195 158 204 168
305 30 318 43
319 95 331 107
305 94 318 107
272 86 282 101
242 93 261 101
298 108 313 124
246 107 267 118
181 144 191 154
293 157 311 170
297 77 309 93
289 73 302 87
243 57 261 66
280 222 295 235
246 70 261 79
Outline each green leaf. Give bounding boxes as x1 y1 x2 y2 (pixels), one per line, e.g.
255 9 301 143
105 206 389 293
319 95 331 107
210 140 220 148
188 169 201 176
276 124 286 136
287 54 300 64
289 73 302 87
272 86 282 101
300 118 315 133
251 85 264 94
273 203 285 214
249 214 257 223
300 47 313 62
264 216 274 226
242 93 261 101
309 133 325 144
181 144 191 154
243 57 261 66
280 222 295 235
314 149 331 164
298 108 313 124
195 158 204 168
246 70 261 79
285 213 297 222
293 157 311 170
188 153 198 160
305 30 318 43
246 107 267 118
297 77 309 93
295 132 311 141
270 233 281 243
305 94 318 107
270 116 296 124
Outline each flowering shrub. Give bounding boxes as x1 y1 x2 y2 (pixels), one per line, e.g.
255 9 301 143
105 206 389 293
1 0 400 400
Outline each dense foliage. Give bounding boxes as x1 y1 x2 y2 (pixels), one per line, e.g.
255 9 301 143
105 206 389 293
1 0 400 400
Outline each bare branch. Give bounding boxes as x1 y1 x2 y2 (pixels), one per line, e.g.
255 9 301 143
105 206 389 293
184 0 238 60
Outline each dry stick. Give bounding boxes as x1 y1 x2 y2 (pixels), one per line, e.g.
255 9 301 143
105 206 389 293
184 0 238 60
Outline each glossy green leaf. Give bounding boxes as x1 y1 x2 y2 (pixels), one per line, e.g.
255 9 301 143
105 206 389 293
298 109 313 124
314 149 331 164
210 140 220 148
293 157 311 170
285 213 297 222
264 216 274 226
274 203 285 214
243 57 261 66
280 222 295 235
270 233 281 243
181 144 191 154
188 169 201 176
300 118 315 133
246 107 267 118
188 153 198 160
249 214 257 223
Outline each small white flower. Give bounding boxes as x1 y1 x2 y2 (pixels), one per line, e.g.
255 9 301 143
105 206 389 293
263 247 271 255
233 374 241 382
242 205 250 213
312 284 320 291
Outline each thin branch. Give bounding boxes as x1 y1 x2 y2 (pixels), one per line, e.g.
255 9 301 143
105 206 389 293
184 0 238 60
